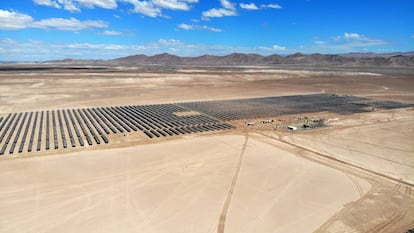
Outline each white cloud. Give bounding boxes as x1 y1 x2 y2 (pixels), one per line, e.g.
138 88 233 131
343 32 366 40
299 33 388 53
258 44 288 52
67 42 125 49
199 25 222 32
333 35 341 41
0 39 143 61
77 0 118 9
32 17 108 30
0 10 108 31
152 0 198 11
58 0 81 11
258 46 273 52
220 0 235 10
33 0 61 8
33 0 117 11
202 0 237 19
239 3 259 10
411 35 414 39
157 38 181 46
0 10 34 30
240 3 282 10
338 32 385 46
0 38 18 45
202 8 236 19
101 30 122 35
33 0 199 16
178 23 193 30
122 0 161 17
261 3 282 9
273 44 286 51
178 23 222 32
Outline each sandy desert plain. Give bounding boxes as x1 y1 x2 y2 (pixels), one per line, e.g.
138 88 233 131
0 65 413 233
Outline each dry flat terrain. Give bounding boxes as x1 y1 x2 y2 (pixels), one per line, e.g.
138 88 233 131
1 66 413 113
0 66 413 233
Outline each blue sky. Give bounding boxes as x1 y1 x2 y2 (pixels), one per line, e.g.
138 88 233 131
0 0 413 61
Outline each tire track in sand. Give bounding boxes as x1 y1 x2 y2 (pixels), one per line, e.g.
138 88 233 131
217 133 248 233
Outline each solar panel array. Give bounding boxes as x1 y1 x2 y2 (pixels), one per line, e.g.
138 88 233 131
0 104 234 156
178 94 413 121
0 94 412 156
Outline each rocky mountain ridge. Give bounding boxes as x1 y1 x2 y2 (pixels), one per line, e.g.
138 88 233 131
110 52 414 67
39 51 414 67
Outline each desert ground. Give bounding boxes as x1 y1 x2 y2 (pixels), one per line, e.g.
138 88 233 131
0 65 413 233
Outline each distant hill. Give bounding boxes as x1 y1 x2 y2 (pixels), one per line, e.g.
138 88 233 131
111 53 265 66
42 52 414 67
43 58 105 65
109 52 414 67
340 51 414 58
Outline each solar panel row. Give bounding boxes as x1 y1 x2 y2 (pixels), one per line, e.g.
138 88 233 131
36 111 43 151
19 112 32 153
0 113 21 155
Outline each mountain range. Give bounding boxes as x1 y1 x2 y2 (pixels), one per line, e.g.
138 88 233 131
42 52 414 67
